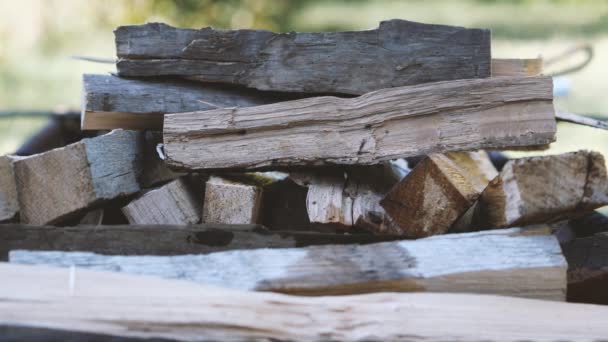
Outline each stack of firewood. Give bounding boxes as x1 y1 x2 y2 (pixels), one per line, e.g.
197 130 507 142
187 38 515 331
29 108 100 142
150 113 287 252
2 19 608 340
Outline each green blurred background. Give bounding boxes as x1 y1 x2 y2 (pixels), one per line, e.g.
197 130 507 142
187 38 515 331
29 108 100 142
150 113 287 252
1 0 607 156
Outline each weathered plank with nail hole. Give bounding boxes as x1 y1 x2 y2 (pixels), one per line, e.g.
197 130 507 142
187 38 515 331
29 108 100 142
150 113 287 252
115 20 491 95
0 263 605 341
10 227 566 300
163 76 556 171
473 150 608 228
13 130 142 225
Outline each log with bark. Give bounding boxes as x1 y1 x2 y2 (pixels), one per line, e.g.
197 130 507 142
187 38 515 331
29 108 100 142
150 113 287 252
115 20 491 94
10 227 567 300
472 150 608 228
163 76 556 170
13 130 143 225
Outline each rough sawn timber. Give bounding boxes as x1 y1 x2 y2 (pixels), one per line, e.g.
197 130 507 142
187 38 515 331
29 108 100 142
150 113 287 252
115 20 491 95
0 224 400 261
1 263 606 341
13 130 142 225
81 74 294 130
163 76 556 171
10 227 567 300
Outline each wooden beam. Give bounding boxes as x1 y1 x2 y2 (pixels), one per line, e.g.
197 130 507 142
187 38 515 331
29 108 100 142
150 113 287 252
0 155 21 222
122 177 202 225
115 20 491 95
10 227 567 300
380 152 494 237
13 130 143 225
202 176 263 224
81 74 293 130
473 150 608 228
491 58 542 77
0 224 399 261
1 263 606 341
164 76 556 171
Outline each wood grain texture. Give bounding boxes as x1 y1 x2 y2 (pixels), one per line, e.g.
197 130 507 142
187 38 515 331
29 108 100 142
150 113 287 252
81 74 294 130
1 264 605 341
10 227 567 300
491 58 542 77
122 177 202 225
0 155 20 222
202 176 263 224
561 232 608 304
473 150 608 228
164 76 556 171
0 224 399 261
13 130 143 225
380 153 489 237
115 20 491 95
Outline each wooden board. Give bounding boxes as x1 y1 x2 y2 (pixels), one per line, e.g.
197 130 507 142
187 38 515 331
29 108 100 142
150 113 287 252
202 176 263 224
0 224 399 261
0 155 20 222
122 177 202 225
81 74 293 130
473 150 608 228
10 227 567 300
115 20 491 95
13 130 143 225
164 76 556 171
491 58 542 77
2 264 601 341
380 153 486 237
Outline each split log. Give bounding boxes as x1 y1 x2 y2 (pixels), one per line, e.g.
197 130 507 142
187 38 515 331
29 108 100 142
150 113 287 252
380 152 495 237
81 74 293 130
202 176 263 224
115 20 491 95
164 76 556 170
13 130 143 225
473 150 608 228
1 263 605 342
0 155 20 222
10 227 567 300
0 224 399 261
122 177 202 225
491 58 542 77
561 232 608 304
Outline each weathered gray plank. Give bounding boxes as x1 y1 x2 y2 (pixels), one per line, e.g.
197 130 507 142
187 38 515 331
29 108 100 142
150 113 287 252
81 74 294 130
10 227 567 300
2 264 606 342
163 76 556 170
115 20 491 94
0 224 399 261
13 130 143 225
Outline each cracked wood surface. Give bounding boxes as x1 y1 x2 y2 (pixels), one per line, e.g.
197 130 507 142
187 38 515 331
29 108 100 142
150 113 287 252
10 227 566 300
81 74 295 130
163 76 556 170
0 224 400 261
0 263 605 341
473 150 608 228
115 20 491 95
12 130 143 225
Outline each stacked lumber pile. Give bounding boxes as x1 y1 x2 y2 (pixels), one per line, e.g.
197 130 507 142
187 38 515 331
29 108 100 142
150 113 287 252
2 19 608 340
